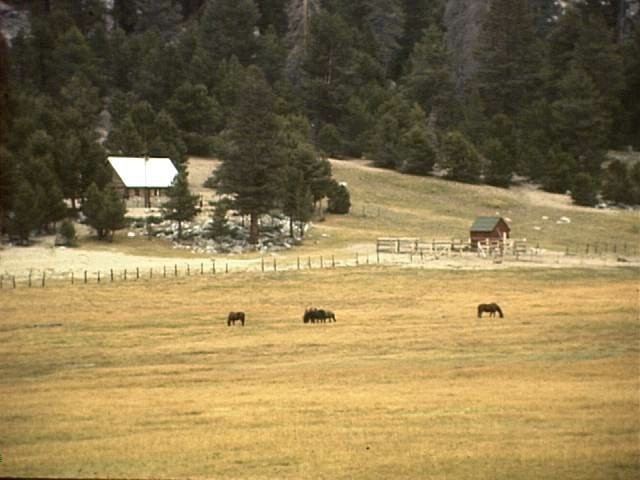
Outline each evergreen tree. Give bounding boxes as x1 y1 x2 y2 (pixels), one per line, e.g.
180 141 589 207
83 183 127 241
162 170 200 239
550 65 611 177
132 0 183 37
0 146 13 235
393 0 445 78
199 0 260 66
542 151 576 194
571 172 598 206
215 66 287 244
398 122 436 175
402 25 456 128
483 138 512 188
302 11 355 131
10 178 39 245
255 25 288 84
283 167 314 237
0 36 11 234
474 0 542 118
602 159 632 204
113 0 137 33
0 35 8 145
328 182 351 214
618 28 640 147
167 82 223 155
441 130 481 183
285 0 321 81
364 0 406 76
49 26 100 93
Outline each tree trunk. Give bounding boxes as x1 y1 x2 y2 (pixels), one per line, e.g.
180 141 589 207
290 217 294 238
178 220 183 239
249 211 259 244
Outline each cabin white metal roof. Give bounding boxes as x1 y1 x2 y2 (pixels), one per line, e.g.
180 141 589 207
108 156 178 188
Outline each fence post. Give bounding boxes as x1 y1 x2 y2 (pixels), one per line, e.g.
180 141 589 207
97 271 100 284
150 268 153 280
297 257 300 270
111 269 114 282
308 256 311 269
163 265 167 278
124 269 127 281
200 263 204 275
273 258 277 272
174 264 178 277
28 271 32 288
72 272 74 285
13 276 16 289
320 256 324 269
225 263 229 273
332 255 335 268
261 257 265 272
356 253 359 266
187 264 190 276
136 267 140 280
42 272 46 288
84 270 88 284
212 260 216 274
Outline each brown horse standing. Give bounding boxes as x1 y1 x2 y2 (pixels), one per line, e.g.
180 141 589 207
477 303 503 318
227 311 245 326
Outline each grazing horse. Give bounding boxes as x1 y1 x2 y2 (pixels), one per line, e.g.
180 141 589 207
303 307 337 323
477 303 503 318
227 311 245 326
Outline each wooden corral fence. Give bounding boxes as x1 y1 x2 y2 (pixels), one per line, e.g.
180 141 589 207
377 237 473 256
377 237 528 258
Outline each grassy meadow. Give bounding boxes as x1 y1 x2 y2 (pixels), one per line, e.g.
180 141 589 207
76 159 640 260
1 266 638 478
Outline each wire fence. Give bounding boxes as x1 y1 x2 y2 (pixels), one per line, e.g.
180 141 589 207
1 242 637 290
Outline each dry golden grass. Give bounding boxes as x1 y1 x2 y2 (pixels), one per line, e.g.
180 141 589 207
1 267 639 479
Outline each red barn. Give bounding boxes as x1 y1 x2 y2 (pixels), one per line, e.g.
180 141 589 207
470 216 511 247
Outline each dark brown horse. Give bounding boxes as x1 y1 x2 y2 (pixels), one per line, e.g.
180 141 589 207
303 307 336 323
227 311 245 326
477 303 503 318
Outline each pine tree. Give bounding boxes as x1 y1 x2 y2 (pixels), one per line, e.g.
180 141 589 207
474 0 541 118
399 122 436 175
571 172 598 206
133 0 183 37
215 66 287 244
328 183 351 214
167 82 223 155
364 0 406 76
550 65 611 177
302 11 355 130
402 25 456 128
441 130 481 183
199 0 260 66
162 170 200 239
602 160 632 204
483 138 512 188
83 183 127 241
285 0 321 81
10 178 39 245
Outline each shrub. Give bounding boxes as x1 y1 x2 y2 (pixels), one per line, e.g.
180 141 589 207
328 183 351 214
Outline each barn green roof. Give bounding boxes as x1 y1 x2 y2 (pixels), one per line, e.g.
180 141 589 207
470 216 506 232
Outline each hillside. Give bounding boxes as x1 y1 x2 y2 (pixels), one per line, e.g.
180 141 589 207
1 158 638 280
311 159 640 252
